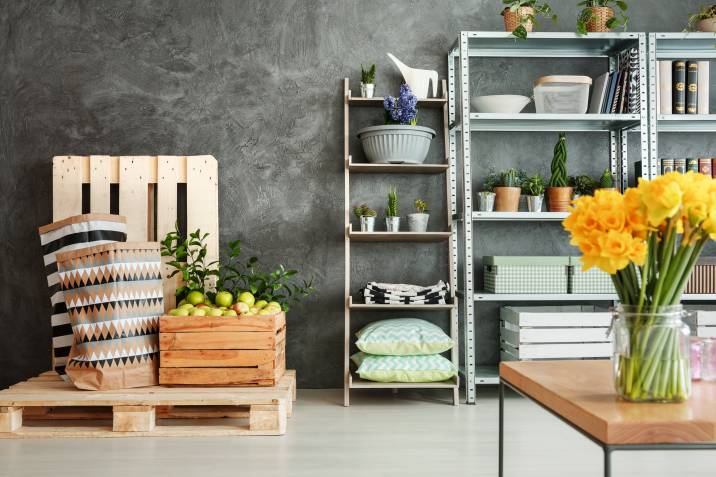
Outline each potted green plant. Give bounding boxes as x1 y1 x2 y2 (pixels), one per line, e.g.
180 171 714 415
477 171 499 212
576 0 628 34
547 133 574 212
502 0 557 39
598 169 616 190
687 5 716 31
495 168 523 212
354 204 377 232
571 174 597 198
523 173 545 212
408 199 429 232
360 64 376 98
385 186 400 232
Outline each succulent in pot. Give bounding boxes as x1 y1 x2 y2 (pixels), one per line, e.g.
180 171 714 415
571 174 597 198
576 0 628 34
502 0 557 39
495 168 523 213
477 171 499 212
385 186 401 232
360 63 376 98
357 84 436 164
687 5 716 32
408 199 430 232
546 133 573 212
523 173 545 212
599 168 616 190
354 204 377 232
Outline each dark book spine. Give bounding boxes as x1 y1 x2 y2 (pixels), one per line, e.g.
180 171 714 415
675 158 687 174
687 158 699 172
673 61 687 114
687 61 699 114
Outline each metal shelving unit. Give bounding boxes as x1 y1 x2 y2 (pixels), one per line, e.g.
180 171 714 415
448 32 650 404
342 78 460 406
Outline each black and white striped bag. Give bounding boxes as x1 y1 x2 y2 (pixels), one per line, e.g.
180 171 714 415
37 214 128 379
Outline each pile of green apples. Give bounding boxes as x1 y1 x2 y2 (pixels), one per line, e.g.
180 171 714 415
167 290 282 317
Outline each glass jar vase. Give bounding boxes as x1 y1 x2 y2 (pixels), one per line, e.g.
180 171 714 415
612 305 691 403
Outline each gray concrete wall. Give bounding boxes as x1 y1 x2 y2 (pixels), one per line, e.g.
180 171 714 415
0 0 709 388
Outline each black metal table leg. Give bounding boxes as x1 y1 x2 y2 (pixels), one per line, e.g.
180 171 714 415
604 446 612 477
499 380 504 477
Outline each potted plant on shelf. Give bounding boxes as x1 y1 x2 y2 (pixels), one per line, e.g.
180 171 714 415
354 204 377 232
546 133 574 212
598 168 616 190
501 0 557 39
523 173 545 212
477 171 499 212
357 84 436 164
495 168 523 213
385 186 400 232
360 64 376 98
571 174 597 199
576 0 628 34
408 199 429 232
687 5 716 32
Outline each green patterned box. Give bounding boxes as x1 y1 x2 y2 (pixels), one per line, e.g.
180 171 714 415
569 257 616 294
483 256 569 294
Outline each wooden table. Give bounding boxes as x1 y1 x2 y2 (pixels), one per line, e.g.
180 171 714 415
499 360 716 477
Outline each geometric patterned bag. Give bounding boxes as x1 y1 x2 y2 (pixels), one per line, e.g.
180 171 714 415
37 214 128 380
56 242 162 390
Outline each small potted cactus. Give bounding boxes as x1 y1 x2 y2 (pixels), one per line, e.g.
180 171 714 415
354 204 377 232
477 171 499 212
598 168 616 190
495 168 523 212
385 186 400 232
571 174 597 199
360 64 376 98
523 173 545 212
546 133 574 212
408 199 430 232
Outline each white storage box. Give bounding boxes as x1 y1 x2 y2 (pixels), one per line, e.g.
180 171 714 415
534 76 592 114
684 305 716 338
500 305 612 361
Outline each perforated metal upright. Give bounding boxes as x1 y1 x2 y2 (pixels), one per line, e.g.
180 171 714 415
448 32 649 404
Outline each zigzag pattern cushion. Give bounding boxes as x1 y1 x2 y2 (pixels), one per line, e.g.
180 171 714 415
38 214 128 380
352 352 457 383
355 318 453 355
56 242 162 390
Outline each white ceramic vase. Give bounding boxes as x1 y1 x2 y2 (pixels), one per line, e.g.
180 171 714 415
360 83 375 98
387 53 439 99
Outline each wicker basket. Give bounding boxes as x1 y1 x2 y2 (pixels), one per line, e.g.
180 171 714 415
503 7 534 33
586 6 615 32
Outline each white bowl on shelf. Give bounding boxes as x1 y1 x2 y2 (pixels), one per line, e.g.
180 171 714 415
471 95 532 114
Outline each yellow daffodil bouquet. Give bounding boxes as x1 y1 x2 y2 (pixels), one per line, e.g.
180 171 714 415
564 172 716 402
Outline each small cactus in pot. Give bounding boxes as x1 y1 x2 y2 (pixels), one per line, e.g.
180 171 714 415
494 168 523 212
546 133 573 212
408 199 430 232
599 168 615 190
354 204 377 232
385 186 401 232
523 173 545 212
477 171 498 212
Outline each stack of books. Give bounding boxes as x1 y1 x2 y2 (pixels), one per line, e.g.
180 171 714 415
659 158 716 176
589 48 641 115
657 60 710 115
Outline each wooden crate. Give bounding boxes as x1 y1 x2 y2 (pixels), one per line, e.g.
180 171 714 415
159 312 286 386
0 370 297 438
500 305 612 361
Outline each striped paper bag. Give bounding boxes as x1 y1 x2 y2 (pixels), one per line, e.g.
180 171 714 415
38 214 128 380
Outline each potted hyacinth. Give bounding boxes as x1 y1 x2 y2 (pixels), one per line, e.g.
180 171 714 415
357 84 436 164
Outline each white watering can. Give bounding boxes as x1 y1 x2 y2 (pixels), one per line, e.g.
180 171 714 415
387 53 439 99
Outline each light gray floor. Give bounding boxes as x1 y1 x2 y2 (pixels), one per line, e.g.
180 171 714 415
1 387 715 477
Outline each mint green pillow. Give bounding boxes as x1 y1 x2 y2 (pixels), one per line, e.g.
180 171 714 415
351 352 457 383
355 318 454 356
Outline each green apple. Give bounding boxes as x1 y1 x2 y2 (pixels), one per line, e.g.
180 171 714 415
177 299 188 307
168 308 180 316
203 297 213 305
192 308 207 316
174 308 190 316
254 300 268 310
248 307 259 315
179 303 194 310
186 291 205 305
215 291 233 308
208 308 223 317
195 303 208 309
238 291 255 307
223 309 238 316
233 302 250 314
258 309 274 315
267 301 281 309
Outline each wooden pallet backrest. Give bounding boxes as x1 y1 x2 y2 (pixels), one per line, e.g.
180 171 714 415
52 155 219 310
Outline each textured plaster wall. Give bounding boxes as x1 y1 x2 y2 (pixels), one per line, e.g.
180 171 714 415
0 0 710 388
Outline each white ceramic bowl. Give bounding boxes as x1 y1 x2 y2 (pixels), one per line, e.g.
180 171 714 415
471 95 532 114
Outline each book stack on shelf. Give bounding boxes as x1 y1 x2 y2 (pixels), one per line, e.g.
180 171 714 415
657 60 710 115
588 48 640 115
659 157 716 176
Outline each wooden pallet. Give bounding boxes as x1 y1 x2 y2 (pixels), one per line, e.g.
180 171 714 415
0 370 296 438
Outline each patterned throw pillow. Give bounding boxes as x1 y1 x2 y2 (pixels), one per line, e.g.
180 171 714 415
355 318 453 356
352 352 457 383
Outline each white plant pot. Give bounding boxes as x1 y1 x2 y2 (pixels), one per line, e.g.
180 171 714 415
357 125 436 164
477 192 495 212
385 217 401 232
407 213 429 232
360 216 375 232
360 83 375 98
527 195 544 212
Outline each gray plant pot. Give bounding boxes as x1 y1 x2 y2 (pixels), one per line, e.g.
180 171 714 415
360 216 375 232
407 213 429 232
357 125 436 164
385 216 401 232
527 195 544 212
477 192 495 212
